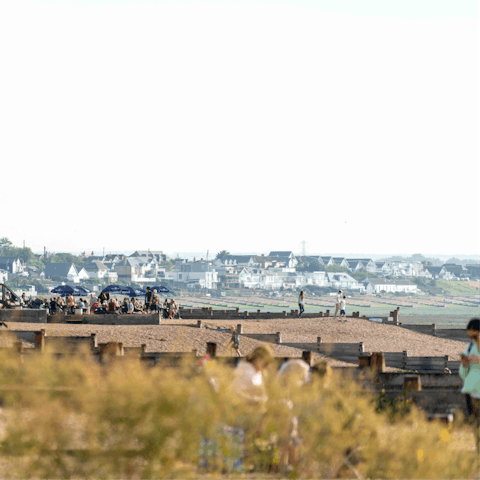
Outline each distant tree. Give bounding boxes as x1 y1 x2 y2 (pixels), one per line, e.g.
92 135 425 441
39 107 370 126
0 237 12 252
160 260 174 271
49 253 85 269
215 250 231 261
445 257 463 265
351 269 368 282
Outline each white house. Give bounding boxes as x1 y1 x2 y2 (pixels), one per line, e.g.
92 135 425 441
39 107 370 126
239 267 264 289
0 257 25 275
169 261 219 289
268 251 298 269
363 278 394 293
326 273 362 290
77 267 90 281
363 278 417 294
389 279 418 293
84 260 110 279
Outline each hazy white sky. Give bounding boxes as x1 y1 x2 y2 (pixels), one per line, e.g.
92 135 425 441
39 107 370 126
1 0 478 257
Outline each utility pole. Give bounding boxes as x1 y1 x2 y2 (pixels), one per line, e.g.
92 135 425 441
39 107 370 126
206 250 209 292
301 240 307 257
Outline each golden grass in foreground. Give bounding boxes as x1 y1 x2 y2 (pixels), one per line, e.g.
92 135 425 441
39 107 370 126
0 344 477 479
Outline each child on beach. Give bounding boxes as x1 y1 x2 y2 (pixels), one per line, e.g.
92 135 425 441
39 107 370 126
227 326 241 357
338 295 347 322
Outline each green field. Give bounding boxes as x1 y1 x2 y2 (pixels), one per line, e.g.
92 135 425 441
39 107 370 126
177 294 479 327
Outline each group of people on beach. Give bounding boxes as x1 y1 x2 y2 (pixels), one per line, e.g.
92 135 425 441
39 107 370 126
297 289 349 321
9 288 180 319
199 343 332 474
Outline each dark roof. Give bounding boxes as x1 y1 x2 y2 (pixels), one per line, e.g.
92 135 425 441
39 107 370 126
84 260 109 271
224 255 254 264
268 251 294 257
390 279 415 286
441 264 468 275
364 278 391 285
43 263 77 277
347 260 363 268
426 266 443 274
130 251 163 258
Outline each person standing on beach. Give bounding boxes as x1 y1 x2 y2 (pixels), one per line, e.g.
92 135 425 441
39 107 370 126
338 295 348 322
334 290 343 319
459 318 480 437
150 289 159 313
298 291 305 317
145 287 152 314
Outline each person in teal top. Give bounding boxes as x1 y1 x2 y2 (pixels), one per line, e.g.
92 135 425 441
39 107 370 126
459 318 480 429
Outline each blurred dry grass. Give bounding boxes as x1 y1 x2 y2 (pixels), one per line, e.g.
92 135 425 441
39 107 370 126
0 337 477 479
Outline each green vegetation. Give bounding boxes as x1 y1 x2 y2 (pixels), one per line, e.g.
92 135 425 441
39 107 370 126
0 347 476 479
436 280 480 296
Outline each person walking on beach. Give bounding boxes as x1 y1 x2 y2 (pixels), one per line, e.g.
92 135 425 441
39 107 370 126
459 318 480 442
334 290 343 319
338 295 348 322
227 326 241 357
298 291 305 317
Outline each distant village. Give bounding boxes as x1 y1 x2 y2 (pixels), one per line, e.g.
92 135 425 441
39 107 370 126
1 249 479 297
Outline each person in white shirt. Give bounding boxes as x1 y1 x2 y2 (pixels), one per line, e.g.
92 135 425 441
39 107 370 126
334 290 343 319
298 291 305 317
338 295 347 322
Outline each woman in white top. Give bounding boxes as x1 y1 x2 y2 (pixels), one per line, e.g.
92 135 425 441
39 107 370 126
459 318 480 432
298 291 305 318
334 290 343 319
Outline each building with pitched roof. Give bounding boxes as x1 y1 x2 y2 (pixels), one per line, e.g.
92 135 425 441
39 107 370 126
42 263 80 283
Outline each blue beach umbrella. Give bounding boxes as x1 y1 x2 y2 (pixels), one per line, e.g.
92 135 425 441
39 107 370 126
74 285 92 295
51 285 75 297
101 285 124 295
151 285 174 295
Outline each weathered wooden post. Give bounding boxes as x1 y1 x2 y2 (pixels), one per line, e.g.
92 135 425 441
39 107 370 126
34 329 46 352
197 320 203 328
275 332 282 344
319 312 324 317
302 351 313 366
370 352 385 373
141 344 147 354
206 342 217 357
403 375 422 392
99 342 122 362
358 354 372 367
317 337 322 352
402 350 408 369
236 324 243 334
326 310 330 317
90 333 97 351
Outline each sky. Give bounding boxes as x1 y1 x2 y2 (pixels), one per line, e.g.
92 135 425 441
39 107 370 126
1 0 478 258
